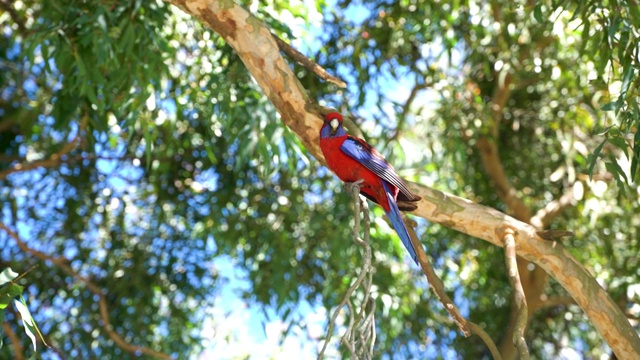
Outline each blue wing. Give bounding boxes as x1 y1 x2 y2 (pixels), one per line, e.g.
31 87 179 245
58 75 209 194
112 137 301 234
340 136 417 201
382 181 419 264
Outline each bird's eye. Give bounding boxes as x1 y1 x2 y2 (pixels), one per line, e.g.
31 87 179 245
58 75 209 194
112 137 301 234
330 119 339 129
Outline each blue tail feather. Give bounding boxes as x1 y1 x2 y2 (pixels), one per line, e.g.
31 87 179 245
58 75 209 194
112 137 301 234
382 181 419 264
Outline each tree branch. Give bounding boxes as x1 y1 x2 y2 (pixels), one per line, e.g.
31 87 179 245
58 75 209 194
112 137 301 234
503 230 530 360
3 320 25 360
272 35 346 88
468 323 502 360
536 296 575 310
407 218 503 358
405 221 470 337
0 223 174 360
0 116 87 180
162 1 640 358
530 182 579 229
389 82 431 143
0 0 27 34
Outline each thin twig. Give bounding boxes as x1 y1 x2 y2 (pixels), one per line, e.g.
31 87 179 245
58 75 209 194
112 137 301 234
405 220 503 358
0 0 28 34
537 296 576 309
405 223 471 337
3 320 25 360
530 182 580 228
0 223 174 360
273 34 347 88
536 230 574 241
503 230 530 360
468 323 502 360
0 115 88 180
388 82 432 143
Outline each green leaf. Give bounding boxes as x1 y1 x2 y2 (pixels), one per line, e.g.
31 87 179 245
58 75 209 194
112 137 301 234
620 66 635 97
631 130 640 182
587 138 607 179
608 15 621 43
144 120 153 171
601 102 618 111
608 136 629 159
605 156 629 184
0 268 18 286
534 4 544 23
0 284 24 308
630 2 640 25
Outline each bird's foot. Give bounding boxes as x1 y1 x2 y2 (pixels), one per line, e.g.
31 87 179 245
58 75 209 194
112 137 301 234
344 179 365 195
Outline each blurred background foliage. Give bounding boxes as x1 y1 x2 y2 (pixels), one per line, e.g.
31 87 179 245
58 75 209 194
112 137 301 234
0 0 638 359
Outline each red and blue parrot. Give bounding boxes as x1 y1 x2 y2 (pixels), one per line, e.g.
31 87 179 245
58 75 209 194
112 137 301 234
319 111 422 264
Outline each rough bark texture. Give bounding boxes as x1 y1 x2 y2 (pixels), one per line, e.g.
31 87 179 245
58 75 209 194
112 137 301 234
166 1 640 358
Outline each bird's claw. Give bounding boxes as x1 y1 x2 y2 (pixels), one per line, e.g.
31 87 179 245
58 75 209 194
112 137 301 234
344 179 365 195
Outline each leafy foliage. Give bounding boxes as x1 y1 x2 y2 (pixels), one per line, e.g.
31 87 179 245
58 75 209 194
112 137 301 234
0 268 46 351
0 0 638 359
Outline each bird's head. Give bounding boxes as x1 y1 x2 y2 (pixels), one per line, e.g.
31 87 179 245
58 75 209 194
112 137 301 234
321 112 345 138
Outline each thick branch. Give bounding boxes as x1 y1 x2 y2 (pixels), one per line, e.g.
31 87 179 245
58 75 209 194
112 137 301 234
0 223 173 360
168 0 324 161
407 185 640 358
163 1 640 358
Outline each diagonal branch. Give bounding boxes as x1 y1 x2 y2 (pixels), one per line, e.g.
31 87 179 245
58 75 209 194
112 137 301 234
0 223 174 360
530 182 579 229
406 219 502 358
503 230 530 360
3 319 25 360
0 140 78 180
272 35 347 88
405 222 470 337
0 116 88 181
163 1 640 358
468 323 502 360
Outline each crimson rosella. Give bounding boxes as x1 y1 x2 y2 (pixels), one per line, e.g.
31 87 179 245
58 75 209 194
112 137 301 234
319 111 422 264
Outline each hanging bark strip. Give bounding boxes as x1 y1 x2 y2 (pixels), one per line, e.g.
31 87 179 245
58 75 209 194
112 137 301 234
318 181 375 359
